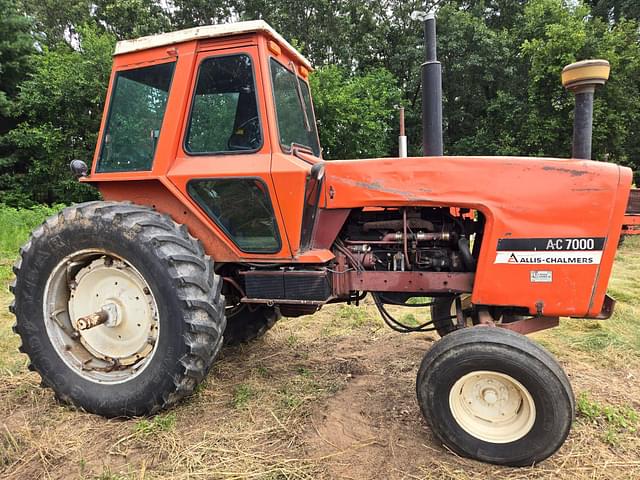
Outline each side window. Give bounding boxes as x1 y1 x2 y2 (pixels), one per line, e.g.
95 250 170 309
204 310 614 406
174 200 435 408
270 59 320 156
185 54 262 153
97 62 175 172
188 178 280 253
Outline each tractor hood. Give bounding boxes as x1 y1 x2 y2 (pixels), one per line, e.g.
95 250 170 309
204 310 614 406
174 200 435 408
320 155 632 318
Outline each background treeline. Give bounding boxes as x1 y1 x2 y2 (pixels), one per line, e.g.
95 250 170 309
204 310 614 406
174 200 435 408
0 0 639 207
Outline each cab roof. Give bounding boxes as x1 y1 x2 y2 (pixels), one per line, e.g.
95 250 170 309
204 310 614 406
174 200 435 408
113 20 313 70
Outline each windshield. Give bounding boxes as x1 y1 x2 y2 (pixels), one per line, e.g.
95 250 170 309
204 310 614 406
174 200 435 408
97 62 175 172
270 58 320 157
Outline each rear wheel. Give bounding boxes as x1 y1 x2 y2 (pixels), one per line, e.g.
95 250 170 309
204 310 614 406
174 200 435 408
224 304 280 345
431 295 522 338
431 295 475 337
416 327 574 466
10 201 225 417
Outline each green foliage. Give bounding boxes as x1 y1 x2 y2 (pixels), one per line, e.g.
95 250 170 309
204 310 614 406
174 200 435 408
2 0 640 205
232 384 255 409
93 0 171 39
0 25 112 206
576 392 639 445
134 412 176 435
310 66 402 159
0 203 63 259
0 0 35 119
587 0 640 22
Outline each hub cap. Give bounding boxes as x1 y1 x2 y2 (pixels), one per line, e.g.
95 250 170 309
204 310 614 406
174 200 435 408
69 258 157 365
449 370 536 443
44 250 159 384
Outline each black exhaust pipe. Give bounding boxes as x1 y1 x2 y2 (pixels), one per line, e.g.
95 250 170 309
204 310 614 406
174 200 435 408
561 59 610 159
421 11 443 157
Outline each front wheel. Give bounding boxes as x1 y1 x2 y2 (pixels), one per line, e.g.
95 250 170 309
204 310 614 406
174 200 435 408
11 202 226 417
416 327 574 466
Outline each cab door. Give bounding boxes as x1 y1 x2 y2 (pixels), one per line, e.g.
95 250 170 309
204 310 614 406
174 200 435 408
167 43 292 260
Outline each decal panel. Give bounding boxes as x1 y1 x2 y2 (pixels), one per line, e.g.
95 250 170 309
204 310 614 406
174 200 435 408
495 237 605 265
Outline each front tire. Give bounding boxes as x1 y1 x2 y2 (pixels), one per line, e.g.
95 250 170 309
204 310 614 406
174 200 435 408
10 201 226 417
416 327 574 466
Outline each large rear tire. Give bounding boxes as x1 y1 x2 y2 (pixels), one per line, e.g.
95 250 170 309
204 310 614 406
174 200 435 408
431 296 521 338
10 201 226 417
416 327 574 466
430 295 473 337
224 305 280 345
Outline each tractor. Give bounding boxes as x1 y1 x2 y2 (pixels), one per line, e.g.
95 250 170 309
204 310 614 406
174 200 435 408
9 17 633 467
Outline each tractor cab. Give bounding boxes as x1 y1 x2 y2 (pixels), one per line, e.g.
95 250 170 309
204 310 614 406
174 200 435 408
87 21 325 262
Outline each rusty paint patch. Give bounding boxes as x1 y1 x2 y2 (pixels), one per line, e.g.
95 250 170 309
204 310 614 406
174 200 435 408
337 177 432 200
542 166 589 177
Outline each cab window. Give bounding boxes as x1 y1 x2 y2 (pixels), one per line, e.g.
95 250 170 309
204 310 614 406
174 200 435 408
185 54 262 154
97 62 175 172
270 58 320 156
188 178 280 253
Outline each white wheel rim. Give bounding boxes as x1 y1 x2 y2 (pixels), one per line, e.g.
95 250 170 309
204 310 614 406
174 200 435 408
69 258 158 364
43 250 160 384
449 370 536 443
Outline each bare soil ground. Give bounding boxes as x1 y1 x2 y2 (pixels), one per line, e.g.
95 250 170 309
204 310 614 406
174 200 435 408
1 238 639 480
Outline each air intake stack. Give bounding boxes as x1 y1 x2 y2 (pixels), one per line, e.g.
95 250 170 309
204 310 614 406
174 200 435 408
562 59 610 159
421 10 443 156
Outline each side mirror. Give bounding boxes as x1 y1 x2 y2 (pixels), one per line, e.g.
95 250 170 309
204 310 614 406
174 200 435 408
70 159 88 178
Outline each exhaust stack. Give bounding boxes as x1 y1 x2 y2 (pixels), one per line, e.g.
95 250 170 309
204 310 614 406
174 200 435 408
421 10 443 156
562 59 610 159
399 107 407 157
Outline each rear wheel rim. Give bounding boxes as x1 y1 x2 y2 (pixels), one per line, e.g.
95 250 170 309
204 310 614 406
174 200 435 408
43 249 160 384
449 370 536 443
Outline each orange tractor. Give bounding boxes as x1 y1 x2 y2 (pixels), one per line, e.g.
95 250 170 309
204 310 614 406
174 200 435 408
10 18 633 466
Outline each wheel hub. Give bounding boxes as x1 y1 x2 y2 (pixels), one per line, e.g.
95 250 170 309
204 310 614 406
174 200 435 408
68 258 158 366
449 370 536 443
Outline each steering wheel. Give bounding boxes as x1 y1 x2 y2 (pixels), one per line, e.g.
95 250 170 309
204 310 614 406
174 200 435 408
227 116 261 151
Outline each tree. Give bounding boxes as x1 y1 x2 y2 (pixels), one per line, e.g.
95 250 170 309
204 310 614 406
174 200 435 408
587 0 640 22
310 66 402 159
0 26 114 205
0 0 35 126
93 0 172 39
1 0 639 207
17 0 92 46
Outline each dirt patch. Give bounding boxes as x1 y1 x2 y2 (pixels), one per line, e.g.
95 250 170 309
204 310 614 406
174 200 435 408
1 281 640 478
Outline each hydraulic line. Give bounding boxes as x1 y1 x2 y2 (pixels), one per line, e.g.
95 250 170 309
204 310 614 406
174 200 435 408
372 293 438 333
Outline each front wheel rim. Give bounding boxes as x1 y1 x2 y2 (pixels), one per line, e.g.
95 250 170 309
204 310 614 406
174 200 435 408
43 250 160 384
449 370 536 444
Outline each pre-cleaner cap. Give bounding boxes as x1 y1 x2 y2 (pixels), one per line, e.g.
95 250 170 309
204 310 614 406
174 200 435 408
562 59 610 90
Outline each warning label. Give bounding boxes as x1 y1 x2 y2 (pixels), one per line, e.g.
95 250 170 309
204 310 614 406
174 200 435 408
530 270 553 283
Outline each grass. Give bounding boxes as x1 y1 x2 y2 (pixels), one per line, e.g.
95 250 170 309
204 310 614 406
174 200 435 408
0 205 639 479
134 413 177 436
0 204 64 257
232 384 255 409
576 392 639 446
537 236 640 366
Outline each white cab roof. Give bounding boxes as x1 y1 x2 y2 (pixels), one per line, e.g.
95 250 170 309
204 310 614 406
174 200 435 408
113 20 312 69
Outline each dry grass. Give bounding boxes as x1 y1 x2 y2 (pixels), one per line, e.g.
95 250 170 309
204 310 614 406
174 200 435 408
0 237 639 479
